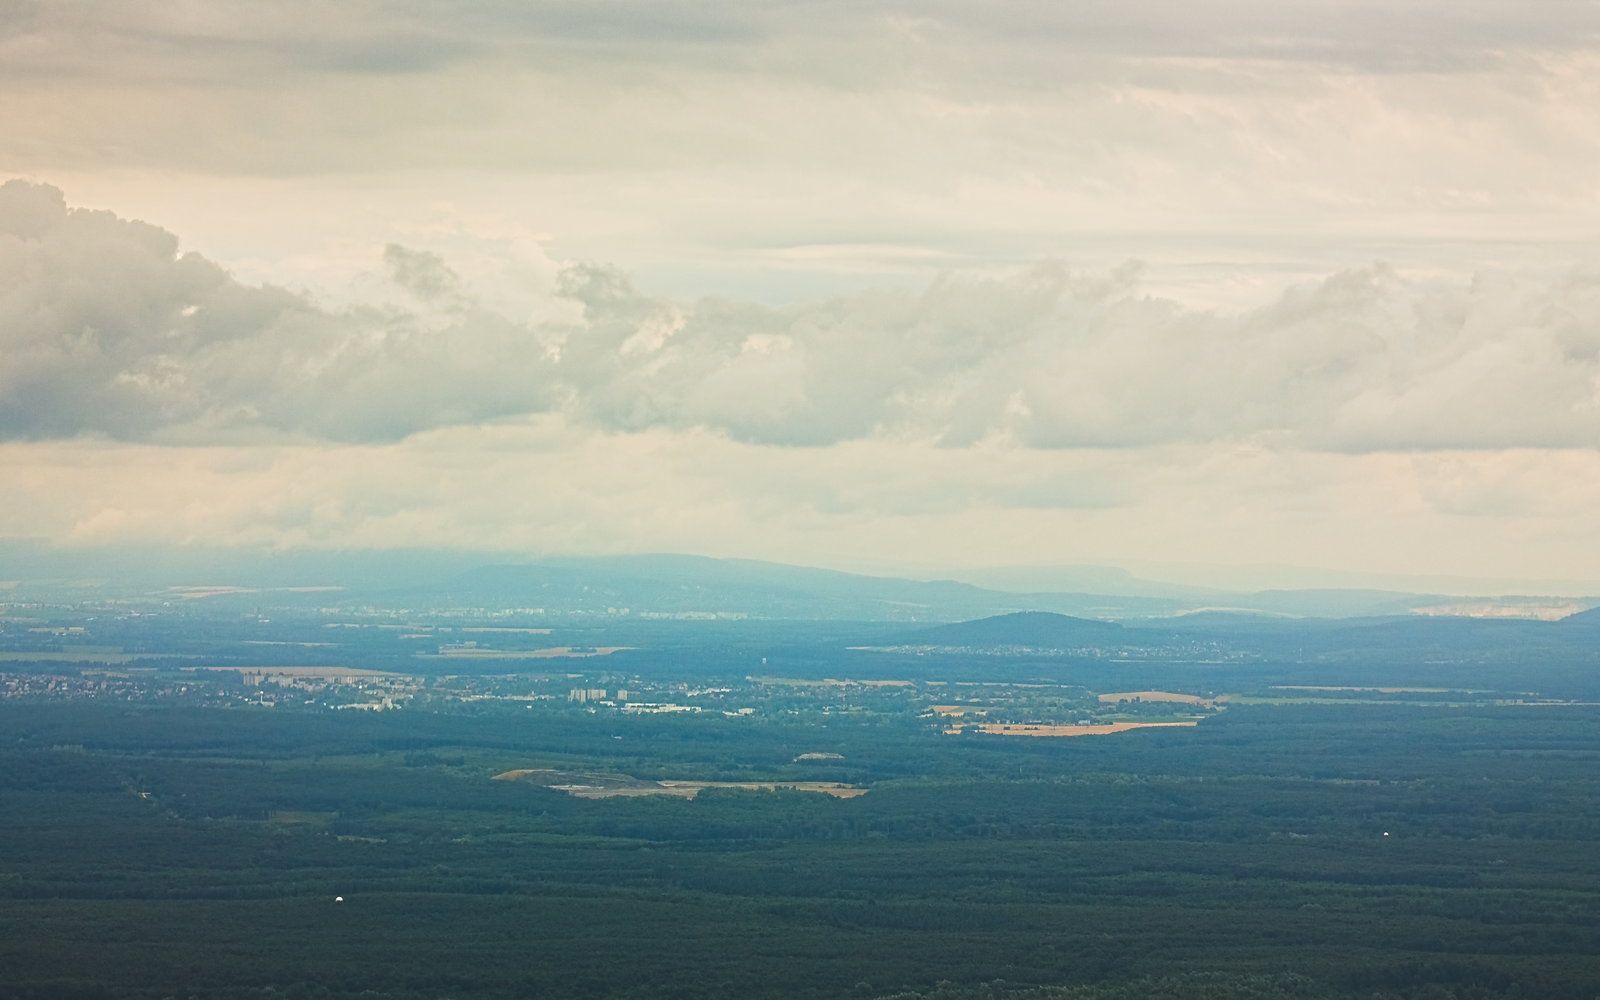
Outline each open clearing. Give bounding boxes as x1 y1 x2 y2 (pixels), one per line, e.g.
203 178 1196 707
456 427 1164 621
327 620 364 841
492 769 865 798
620 784 864 800
188 665 402 678
1271 685 1453 693
458 627 553 635
948 721 1199 737
1098 690 1211 704
418 646 628 659
749 676 912 687
1226 695 1478 706
0 650 175 663
267 809 337 825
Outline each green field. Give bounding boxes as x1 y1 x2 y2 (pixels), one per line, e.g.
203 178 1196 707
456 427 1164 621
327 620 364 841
0 649 149 663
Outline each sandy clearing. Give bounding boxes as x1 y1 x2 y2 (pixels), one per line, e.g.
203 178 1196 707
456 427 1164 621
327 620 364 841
492 770 866 799
0 651 151 663
418 646 627 659
1271 686 1451 693
1098 690 1209 704
191 665 401 678
948 721 1199 737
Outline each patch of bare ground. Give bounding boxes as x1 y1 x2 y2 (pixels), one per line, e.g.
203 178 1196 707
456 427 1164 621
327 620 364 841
947 721 1199 737
193 666 400 679
492 769 865 798
418 646 628 659
1098 690 1211 704
268 809 337 825
1271 685 1450 693
0 651 149 663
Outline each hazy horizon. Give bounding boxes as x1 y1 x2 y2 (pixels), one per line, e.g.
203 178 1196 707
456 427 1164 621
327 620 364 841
5 536 1600 600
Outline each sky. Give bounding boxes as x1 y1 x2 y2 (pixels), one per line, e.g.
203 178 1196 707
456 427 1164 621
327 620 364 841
3 0 1600 590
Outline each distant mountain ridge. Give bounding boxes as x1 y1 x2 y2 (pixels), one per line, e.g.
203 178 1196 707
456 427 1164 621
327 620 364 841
381 558 1600 623
405 559 1179 621
934 565 1225 601
1 542 1595 623
885 608 1600 667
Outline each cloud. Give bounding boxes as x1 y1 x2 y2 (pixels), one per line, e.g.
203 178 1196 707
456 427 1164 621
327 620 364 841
6 0 1597 191
0 180 558 442
4 179 1600 452
559 261 1600 452
383 244 464 303
8 2 1594 86
919 0 1600 73
6 0 1597 325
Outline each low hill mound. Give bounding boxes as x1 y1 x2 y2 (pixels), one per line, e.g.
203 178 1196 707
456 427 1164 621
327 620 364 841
914 611 1124 648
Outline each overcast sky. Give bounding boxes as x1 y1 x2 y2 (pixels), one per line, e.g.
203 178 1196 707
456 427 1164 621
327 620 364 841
3 0 1600 589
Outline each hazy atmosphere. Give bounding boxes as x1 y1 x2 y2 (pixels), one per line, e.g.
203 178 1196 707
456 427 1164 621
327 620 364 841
4 0 1600 587
11 10 1600 1000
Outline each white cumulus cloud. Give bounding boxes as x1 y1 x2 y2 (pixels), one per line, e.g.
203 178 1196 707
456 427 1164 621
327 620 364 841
4 180 1600 453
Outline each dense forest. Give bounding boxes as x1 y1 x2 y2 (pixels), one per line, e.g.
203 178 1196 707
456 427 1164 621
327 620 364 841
4 693 1599 1000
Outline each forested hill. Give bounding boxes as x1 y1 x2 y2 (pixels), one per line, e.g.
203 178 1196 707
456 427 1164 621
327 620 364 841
387 559 1184 621
911 611 1127 647
1555 605 1600 629
2 543 1595 623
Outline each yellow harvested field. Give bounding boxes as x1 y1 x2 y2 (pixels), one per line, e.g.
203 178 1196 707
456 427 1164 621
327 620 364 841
167 585 340 598
419 646 627 659
0 651 147 663
949 721 1199 737
168 586 256 598
193 665 400 678
1271 685 1450 693
559 785 703 798
930 705 985 717
1098 690 1209 704
492 770 864 799
748 676 909 687
655 781 867 799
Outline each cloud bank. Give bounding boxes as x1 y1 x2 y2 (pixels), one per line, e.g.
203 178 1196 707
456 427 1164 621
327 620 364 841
4 179 1598 452
8 1 1595 85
